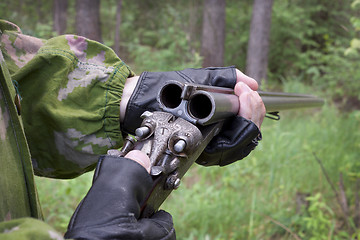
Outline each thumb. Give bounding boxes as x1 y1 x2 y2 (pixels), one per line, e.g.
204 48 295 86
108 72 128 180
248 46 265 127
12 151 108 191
125 150 151 173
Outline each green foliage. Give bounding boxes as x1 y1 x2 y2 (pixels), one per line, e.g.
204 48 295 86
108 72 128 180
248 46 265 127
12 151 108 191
0 0 54 38
124 20 203 72
305 44 360 103
301 193 336 240
339 110 360 182
118 1 203 72
2 0 359 104
292 192 354 240
224 0 253 69
35 173 93 232
346 1 360 57
267 0 360 106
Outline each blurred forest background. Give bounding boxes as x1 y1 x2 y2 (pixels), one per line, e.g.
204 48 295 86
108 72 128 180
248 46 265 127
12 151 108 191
2 0 360 239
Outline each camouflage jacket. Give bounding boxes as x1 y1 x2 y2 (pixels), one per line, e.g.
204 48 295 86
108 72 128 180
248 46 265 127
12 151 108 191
1 20 134 179
0 20 133 239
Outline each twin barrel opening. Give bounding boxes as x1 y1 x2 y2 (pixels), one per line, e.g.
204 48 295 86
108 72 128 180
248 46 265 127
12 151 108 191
158 82 239 125
159 83 213 120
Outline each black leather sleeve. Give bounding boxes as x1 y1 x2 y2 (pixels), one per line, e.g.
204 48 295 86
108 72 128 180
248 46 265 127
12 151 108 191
122 66 237 134
64 156 175 240
196 116 261 167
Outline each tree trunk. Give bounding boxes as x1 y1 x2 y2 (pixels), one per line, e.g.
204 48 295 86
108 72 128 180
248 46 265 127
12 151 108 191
114 0 122 55
246 0 274 86
75 0 103 42
201 0 226 67
53 0 68 35
188 0 201 55
36 0 44 23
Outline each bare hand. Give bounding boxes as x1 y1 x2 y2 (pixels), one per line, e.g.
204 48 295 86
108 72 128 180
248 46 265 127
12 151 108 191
234 69 266 129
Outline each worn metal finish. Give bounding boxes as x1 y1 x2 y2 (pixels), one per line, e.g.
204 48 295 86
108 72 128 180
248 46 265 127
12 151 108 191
133 111 204 167
111 111 223 217
136 111 223 217
135 126 151 138
107 136 135 157
173 139 186 153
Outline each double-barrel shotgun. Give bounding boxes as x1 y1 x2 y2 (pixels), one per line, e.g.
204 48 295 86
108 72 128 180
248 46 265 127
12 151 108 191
107 81 324 217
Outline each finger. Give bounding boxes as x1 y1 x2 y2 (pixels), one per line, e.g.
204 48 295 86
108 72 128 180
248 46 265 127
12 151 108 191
120 76 140 122
248 92 266 129
235 69 258 91
234 81 252 96
238 91 266 129
125 150 151 173
238 92 252 119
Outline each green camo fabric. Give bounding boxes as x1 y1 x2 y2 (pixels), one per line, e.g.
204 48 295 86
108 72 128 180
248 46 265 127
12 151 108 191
0 21 56 239
0 55 62 239
0 20 134 179
0 23 42 220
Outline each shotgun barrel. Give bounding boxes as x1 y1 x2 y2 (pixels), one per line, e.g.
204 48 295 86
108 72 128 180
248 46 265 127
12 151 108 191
258 91 324 112
157 81 324 125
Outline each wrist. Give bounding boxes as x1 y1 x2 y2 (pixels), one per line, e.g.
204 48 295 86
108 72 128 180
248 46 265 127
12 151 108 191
120 76 139 122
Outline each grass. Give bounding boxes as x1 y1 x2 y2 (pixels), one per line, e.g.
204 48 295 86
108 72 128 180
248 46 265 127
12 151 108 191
35 103 360 239
35 171 93 232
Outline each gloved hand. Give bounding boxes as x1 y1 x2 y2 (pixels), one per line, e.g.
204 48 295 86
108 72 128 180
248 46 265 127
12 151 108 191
197 81 264 166
121 67 264 167
64 153 175 240
122 66 238 134
196 115 261 166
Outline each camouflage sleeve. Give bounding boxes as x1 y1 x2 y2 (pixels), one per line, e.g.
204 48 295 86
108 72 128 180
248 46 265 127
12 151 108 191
0 20 135 178
0 218 66 240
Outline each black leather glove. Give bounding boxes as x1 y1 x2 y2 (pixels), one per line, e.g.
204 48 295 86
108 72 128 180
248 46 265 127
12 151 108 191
64 156 175 240
123 66 237 134
196 116 261 166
